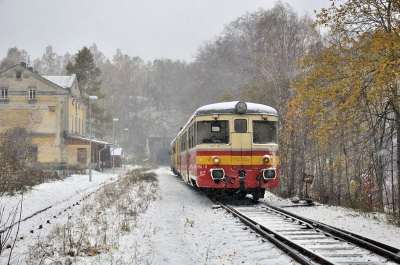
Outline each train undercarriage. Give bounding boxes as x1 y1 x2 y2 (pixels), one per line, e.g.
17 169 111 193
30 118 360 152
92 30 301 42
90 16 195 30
171 166 269 202
199 187 265 202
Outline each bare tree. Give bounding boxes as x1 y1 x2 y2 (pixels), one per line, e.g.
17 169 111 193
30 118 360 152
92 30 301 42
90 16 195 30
0 199 22 265
0 47 31 72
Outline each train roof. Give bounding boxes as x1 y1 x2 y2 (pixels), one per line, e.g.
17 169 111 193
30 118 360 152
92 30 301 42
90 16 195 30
170 101 278 144
194 101 278 116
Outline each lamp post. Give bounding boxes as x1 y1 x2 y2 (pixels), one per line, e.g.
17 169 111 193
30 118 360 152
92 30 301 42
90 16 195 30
124 128 129 170
112 118 119 174
88 95 98 182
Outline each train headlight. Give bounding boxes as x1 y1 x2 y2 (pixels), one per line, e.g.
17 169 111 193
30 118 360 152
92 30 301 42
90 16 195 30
210 169 225 180
212 156 221 165
262 155 271 165
235 101 247 114
262 169 276 179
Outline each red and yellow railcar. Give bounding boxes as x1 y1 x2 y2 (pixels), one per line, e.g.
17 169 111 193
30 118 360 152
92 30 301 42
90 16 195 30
170 101 279 201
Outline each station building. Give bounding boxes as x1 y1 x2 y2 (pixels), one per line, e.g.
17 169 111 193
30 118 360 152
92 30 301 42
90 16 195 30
0 62 109 170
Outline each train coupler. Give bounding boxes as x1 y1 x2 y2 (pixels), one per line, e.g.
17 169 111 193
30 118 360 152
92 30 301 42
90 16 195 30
227 176 235 184
237 170 246 189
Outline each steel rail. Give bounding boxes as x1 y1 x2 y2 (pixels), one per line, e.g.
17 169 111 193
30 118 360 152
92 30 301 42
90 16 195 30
263 202 400 264
220 203 337 265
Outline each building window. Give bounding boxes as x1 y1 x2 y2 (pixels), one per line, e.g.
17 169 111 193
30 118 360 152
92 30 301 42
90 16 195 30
77 148 87 164
16 71 22 79
29 88 36 99
27 146 38 162
1 88 8 99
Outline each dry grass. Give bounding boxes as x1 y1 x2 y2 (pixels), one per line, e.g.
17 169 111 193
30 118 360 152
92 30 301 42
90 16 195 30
26 169 159 264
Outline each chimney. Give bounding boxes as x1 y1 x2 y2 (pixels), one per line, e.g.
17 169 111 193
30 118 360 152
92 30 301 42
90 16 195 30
28 67 33 71
20 62 27 68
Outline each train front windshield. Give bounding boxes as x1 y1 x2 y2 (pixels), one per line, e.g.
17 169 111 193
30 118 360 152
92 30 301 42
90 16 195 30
197 120 230 144
252 120 277 144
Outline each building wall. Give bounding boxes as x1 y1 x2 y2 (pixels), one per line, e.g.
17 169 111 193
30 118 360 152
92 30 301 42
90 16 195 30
68 98 86 135
0 64 88 168
66 137 104 168
33 136 57 163
67 144 88 166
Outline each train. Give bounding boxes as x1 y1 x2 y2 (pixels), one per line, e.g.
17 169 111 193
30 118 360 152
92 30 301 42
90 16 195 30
169 101 279 201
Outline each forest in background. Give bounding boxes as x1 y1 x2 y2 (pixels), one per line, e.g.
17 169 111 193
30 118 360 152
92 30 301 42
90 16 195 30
1 1 400 221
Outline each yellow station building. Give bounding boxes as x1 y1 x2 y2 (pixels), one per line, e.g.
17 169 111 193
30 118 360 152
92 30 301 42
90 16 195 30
0 63 108 169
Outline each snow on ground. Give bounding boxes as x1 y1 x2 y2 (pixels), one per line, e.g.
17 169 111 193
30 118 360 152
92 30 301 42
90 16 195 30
0 168 121 240
1 166 400 264
121 167 293 264
264 193 400 249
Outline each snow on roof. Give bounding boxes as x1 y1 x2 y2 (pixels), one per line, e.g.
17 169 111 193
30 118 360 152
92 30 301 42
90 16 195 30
111 147 123 156
67 134 109 145
195 101 278 116
42 74 76 89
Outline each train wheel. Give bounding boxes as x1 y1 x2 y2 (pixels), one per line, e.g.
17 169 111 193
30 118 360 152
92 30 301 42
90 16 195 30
209 189 223 200
251 189 264 202
259 189 265 198
236 191 247 199
251 194 260 202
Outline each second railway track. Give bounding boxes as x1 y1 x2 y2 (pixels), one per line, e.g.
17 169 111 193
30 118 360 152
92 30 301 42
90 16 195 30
219 202 400 265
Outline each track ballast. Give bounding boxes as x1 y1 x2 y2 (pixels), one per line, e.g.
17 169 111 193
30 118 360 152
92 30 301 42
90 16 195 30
218 201 400 265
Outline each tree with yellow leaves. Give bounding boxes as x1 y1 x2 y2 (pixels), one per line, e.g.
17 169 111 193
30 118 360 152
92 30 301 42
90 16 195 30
293 0 400 214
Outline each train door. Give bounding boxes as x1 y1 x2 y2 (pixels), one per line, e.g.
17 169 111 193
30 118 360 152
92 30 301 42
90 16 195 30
182 131 189 183
231 117 251 170
186 124 195 184
178 135 186 180
177 137 181 175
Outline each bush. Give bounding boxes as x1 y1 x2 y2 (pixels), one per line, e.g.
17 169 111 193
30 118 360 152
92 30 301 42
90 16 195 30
0 127 41 196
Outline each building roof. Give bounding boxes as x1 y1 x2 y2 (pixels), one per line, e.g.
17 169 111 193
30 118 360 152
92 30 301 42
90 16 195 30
42 74 76 89
67 134 110 145
111 147 123 156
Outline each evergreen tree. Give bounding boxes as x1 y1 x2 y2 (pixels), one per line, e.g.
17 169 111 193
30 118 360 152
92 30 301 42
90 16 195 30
66 47 111 140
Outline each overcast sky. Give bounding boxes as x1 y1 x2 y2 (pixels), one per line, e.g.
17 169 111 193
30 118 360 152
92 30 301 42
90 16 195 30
0 0 332 63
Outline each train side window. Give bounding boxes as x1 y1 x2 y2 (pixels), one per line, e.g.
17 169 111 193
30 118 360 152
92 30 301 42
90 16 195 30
234 119 247 133
188 124 195 148
183 131 187 150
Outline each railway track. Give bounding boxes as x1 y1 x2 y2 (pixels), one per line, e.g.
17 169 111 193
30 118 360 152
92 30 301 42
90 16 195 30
219 202 400 265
